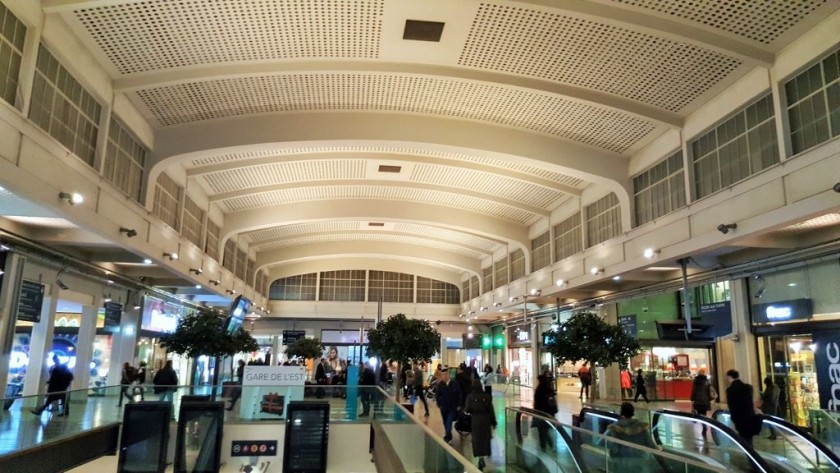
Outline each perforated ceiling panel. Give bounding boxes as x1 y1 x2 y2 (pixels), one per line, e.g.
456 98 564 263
219 185 538 224
391 223 502 252
202 160 365 194
135 73 656 153
611 0 829 44
74 0 383 74
248 222 362 243
253 233 489 259
459 4 742 112
189 146 586 188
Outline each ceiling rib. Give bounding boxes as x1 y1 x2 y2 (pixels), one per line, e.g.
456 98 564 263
208 180 552 218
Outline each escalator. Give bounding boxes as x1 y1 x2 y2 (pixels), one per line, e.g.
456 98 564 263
712 410 840 472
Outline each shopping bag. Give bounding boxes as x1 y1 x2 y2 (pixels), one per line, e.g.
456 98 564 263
490 435 504 465
410 394 417 404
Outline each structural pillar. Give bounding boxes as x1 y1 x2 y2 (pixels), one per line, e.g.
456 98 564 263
719 278 759 391
530 321 539 387
110 303 140 385
71 297 101 393
22 282 59 404
0 251 24 394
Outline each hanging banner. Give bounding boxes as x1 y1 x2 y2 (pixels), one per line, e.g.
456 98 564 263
618 314 637 337
812 330 840 412
17 280 45 323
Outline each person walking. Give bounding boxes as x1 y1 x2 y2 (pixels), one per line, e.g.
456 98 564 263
690 368 715 436
118 362 136 407
533 369 559 451
620 369 633 399
31 355 74 417
760 376 780 440
464 379 497 471
227 359 246 411
578 362 592 399
412 361 429 417
456 363 472 409
435 369 461 443
633 369 650 403
359 361 376 417
604 402 660 470
135 361 147 401
153 360 179 403
726 369 759 445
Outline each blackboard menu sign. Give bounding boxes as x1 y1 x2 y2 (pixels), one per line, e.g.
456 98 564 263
618 314 638 337
283 402 329 473
282 330 306 345
104 302 123 327
17 280 45 323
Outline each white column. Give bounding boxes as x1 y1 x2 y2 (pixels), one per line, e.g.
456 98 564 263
727 278 759 386
109 305 140 385
271 335 281 366
530 321 539 387
0 252 24 392
71 298 101 392
22 283 59 402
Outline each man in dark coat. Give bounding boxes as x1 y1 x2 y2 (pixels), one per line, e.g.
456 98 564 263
358 361 376 417
465 379 496 471
726 369 759 445
153 360 179 403
455 363 472 409
435 369 461 443
31 355 74 416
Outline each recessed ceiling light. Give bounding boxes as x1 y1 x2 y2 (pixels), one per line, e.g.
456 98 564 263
613 276 621 281
195 284 202 289
788 283 797 287
143 258 152 265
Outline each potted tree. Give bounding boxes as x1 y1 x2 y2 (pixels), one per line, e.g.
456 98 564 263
366 313 441 402
284 337 324 371
543 311 641 399
159 308 259 397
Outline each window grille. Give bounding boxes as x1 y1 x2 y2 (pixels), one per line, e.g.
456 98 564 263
180 196 204 248
153 173 182 229
205 219 220 260
785 48 840 155
319 270 366 302
691 94 779 199
470 276 479 300
29 45 101 167
531 231 551 271
262 274 269 298
104 118 146 201
0 4 25 106
509 249 525 281
482 266 493 295
553 213 582 261
462 280 470 303
634 151 686 225
369 271 414 303
269 273 317 301
235 247 247 280
586 194 621 247
493 258 508 289
246 259 255 286
223 239 236 272
417 277 459 304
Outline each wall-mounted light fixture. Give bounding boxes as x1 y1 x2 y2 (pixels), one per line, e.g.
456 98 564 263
226 289 237 295
119 227 137 238
643 248 660 259
529 288 541 296
612 275 621 281
58 192 84 205
56 269 69 290
493 302 502 307
0 243 10 252
209 279 221 286
103 294 112 303
717 223 737 234
189 268 203 275
458 313 465 318
590 266 603 275
480 306 488 312
467 310 476 316
142 258 153 265
163 252 179 261
555 279 565 287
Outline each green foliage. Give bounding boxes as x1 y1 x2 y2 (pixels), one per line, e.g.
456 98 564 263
543 311 641 369
159 309 258 358
285 337 324 361
366 313 441 364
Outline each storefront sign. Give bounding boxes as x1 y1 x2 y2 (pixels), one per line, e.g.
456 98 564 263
282 330 306 345
813 330 840 412
618 314 637 337
699 301 730 318
752 298 812 324
231 440 277 457
243 366 307 387
104 302 122 326
17 280 45 323
698 301 733 338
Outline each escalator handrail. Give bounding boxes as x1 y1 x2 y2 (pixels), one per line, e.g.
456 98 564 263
653 409 773 473
509 407 730 473
512 407 589 473
579 407 621 424
712 409 840 469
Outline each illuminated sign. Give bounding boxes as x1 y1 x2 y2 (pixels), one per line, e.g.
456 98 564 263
481 335 491 349
752 298 812 324
494 335 505 348
765 305 792 320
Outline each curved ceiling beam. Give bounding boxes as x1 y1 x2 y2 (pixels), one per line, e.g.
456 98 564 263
255 241 482 278
222 200 529 251
249 229 497 258
190 152 583 197
211 180 551 218
265 258 465 287
115 61 681 128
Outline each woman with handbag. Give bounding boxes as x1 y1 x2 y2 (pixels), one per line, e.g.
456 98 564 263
690 368 715 436
465 379 496 471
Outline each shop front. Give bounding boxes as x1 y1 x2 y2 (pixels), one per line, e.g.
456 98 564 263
507 325 533 386
628 343 715 401
751 258 840 427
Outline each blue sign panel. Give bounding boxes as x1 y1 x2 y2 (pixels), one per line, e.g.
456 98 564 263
231 440 278 457
618 314 637 337
699 301 733 339
813 330 840 412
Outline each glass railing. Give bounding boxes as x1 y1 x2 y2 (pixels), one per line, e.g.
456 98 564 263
508 406 730 473
809 409 840 456
712 410 840 472
1 383 479 472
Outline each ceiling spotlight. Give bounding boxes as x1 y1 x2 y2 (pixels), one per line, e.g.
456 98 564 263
58 192 84 205
612 275 621 281
103 295 112 303
458 313 465 318
189 268 203 275
468 310 476 316
226 289 237 295
556 279 565 287
493 302 502 307
643 248 660 259
119 227 137 238
0 243 10 251
480 306 488 312
834 182 840 193
590 267 603 275
508 296 515 302
133 304 141 310
163 252 179 261
106 279 114 284
530 288 541 296
717 223 737 234
142 258 152 265
195 284 202 289
209 279 221 286
468 325 474 331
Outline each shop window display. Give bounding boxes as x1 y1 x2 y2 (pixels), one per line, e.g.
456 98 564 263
628 346 714 401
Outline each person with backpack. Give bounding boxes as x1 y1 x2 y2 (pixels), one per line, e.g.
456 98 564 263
31 355 74 417
118 362 137 407
578 362 592 399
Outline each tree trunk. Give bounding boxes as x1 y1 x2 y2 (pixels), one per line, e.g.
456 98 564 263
189 357 199 395
395 360 402 403
211 356 221 401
